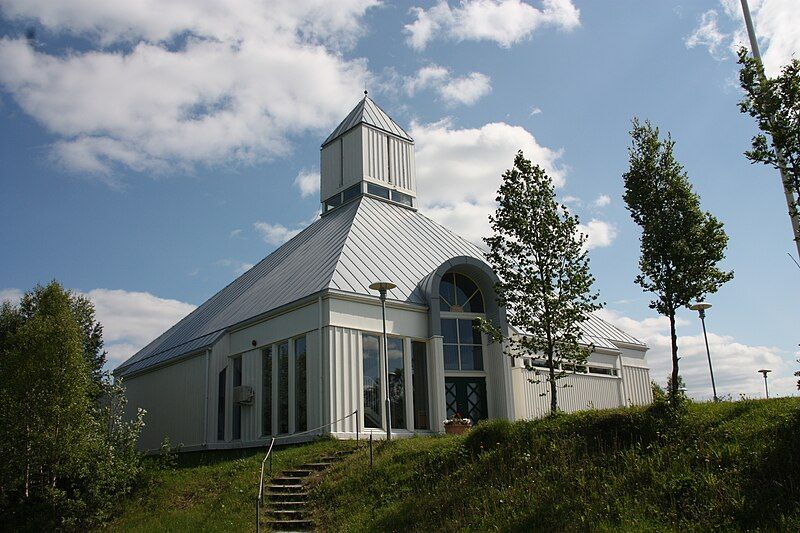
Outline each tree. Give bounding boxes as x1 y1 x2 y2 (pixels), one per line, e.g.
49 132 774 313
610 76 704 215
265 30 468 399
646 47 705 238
623 119 733 400
482 151 601 415
0 281 143 530
737 49 800 251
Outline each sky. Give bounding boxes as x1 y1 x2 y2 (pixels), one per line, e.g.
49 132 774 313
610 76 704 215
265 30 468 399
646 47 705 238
0 0 798 399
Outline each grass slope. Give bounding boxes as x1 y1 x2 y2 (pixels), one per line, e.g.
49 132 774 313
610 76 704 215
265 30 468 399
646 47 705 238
101 439 349 532
312 398 800 532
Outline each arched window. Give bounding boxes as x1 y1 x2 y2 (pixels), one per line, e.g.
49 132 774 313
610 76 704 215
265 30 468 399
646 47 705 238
439 272 484 313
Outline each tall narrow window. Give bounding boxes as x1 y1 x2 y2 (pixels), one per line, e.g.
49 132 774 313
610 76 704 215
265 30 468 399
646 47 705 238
278 341 289 434
412 341 429 430
362 334 382 428
262 347 272 436
232 357 242 440
387 337 405 429
217 368 226 441
295 336 307 433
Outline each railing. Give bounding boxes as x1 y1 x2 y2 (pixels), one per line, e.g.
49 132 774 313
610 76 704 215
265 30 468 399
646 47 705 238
255 409 360 533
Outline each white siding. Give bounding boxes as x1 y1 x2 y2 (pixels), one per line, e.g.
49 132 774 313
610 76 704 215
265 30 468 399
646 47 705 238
342 127 363 187
388 136 416 192
320 139 342 200
513 368 623 420
622 365 652 406
123 353 207 451
363 126 388 182
324 326 361 435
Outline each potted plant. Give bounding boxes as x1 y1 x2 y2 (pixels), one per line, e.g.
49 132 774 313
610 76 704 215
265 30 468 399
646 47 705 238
444 413 472 435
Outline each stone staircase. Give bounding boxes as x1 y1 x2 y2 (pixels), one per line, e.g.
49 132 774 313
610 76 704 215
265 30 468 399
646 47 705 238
264 448 356 532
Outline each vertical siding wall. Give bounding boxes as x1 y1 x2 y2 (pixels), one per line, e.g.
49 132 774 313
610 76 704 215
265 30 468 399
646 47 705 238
363 126 415 192
622 365 652 406
513 368 624 420
324 326 362 435
123 354 207 451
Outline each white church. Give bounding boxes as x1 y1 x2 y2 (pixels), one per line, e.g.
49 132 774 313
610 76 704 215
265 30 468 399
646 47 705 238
116 95 653 451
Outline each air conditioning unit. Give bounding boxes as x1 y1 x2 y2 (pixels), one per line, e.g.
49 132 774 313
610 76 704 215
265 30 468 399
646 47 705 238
233 385 254 405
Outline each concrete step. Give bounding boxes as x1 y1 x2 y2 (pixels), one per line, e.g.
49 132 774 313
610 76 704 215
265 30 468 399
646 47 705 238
271 500 307 510
269 483 305 492
268 491 309 501
272 476 304 485
299 462 333 470
268 518 314 531
283 469 314 477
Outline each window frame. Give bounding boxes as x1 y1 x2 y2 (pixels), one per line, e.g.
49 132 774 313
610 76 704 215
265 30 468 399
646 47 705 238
441 311 486 373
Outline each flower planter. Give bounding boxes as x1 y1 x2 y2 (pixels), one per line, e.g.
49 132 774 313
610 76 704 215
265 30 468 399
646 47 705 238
444 422 472 435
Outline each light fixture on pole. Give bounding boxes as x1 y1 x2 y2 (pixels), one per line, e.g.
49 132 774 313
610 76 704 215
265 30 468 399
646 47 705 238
689 302 718 402
369 281 397 441
758 369 772 399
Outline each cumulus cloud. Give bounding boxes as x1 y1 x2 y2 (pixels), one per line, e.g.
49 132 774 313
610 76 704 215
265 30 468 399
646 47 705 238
84 288 196 367
405 0 580 50
0 0 378 176
405 65 491 106
686 0 800 75
593 194 611 207
0 287 23 305
294 168 320 198
412 118 566 244
254 221 303 246
578 219 617 250
598 308 798 399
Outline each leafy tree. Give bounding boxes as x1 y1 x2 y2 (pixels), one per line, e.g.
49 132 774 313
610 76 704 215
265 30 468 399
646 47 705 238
482 151 601 415
623 120 733 400
0 281 144 530
737 49 800 248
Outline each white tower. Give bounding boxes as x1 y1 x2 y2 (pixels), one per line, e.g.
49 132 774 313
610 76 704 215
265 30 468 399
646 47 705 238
320 92 417 213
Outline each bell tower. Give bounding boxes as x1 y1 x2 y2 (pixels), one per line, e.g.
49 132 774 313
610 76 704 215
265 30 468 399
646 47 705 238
320 92 417 213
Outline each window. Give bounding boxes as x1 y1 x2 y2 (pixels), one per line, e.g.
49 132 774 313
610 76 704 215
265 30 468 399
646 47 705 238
442 318 483 371
277 341 289 434
217 368 226 441
588 366 618 376
391 190 413 206
295 336 307 433
412 341 429 430
362 334 382 428
387 337 405 430
232 357 242 440
342 184 361 203
366 182 390 199
262 347 272 436
562 363 588 374
439 272 484 313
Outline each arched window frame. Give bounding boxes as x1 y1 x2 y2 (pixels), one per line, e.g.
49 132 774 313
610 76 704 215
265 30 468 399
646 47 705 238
438 272 485 313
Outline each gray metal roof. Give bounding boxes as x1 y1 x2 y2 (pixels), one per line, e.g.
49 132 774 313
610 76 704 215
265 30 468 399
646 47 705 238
116 196 644 377
322 95 413 147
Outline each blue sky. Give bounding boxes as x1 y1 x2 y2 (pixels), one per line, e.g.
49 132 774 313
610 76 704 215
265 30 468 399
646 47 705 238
0 0 798 397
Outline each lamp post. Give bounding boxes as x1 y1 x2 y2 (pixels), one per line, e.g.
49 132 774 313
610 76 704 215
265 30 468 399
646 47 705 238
369 281 397 441
690 302 718 402
758 369 772 399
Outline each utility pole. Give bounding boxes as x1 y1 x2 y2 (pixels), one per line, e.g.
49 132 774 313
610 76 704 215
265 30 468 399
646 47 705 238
739 0 800 260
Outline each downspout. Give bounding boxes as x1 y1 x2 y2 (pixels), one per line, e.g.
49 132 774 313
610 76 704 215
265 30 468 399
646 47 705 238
318 295 324 436
203 348 211 448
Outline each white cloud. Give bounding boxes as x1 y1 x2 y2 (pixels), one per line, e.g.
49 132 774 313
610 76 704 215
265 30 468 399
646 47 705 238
685 10 729 60
405 65 491 106
229 228 243 239
529 106 542 116
412 118 566 244
294 168 320 198
686 0 800 75
84 288 196 367
593 194 611 207
216 258 254 276
0 287 23 305
254 221 303 246
0 0 378 176
598 308 798 399
561 195 581 206
578 219 617 250
405 0 580 50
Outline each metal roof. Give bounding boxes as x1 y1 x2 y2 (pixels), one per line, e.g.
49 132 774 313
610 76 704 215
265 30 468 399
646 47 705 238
322 95 413 147
116 196 644 377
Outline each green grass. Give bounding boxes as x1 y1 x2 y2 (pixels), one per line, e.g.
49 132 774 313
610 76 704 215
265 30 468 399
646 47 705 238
100 438 350 532
312 398 800 532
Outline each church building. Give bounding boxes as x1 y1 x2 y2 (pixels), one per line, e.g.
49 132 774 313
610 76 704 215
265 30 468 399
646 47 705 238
115 95 653 451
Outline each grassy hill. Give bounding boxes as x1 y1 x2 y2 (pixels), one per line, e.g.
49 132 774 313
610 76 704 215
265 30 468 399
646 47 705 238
100 398 800 532
312 398 800 532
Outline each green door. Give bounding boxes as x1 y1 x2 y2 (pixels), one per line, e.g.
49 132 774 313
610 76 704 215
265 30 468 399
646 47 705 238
445 377 487 422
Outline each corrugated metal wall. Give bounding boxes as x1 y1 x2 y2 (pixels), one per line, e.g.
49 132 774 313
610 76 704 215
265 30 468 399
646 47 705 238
622 365 652 406
123 354 206 451
363 126 388 182
320 139 342 200
513 368 623 419
342 128 362 186
388 136 415 191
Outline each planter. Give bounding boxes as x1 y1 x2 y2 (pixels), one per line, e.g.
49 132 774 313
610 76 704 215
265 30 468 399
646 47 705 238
444 422 472 435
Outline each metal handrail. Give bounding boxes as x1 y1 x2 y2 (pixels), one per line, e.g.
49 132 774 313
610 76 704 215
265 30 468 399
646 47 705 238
255 409 359 532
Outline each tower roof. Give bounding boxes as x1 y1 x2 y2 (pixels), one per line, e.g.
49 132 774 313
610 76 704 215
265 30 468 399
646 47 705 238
322 94 413 147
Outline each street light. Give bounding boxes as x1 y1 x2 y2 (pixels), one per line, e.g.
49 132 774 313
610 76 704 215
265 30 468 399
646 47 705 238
690 302 718 402
758 369 772 399
369 281 397 441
